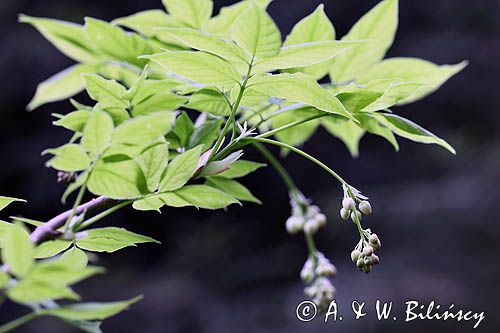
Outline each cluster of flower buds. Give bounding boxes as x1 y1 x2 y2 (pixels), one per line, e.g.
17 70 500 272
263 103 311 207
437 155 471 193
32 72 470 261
286 194 327 236
350 232 382 273
301 252 337 309
57 171 76 184
339 196 372 223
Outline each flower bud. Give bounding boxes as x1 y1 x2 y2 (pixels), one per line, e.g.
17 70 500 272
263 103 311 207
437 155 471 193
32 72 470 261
356 258 364 269
362 246 373 256
371 254 380 265
342 197 356 210
314 213 327 227
369 234 379 245
340 208 350 220
359 200 372 215
286 216 303 234
303 219 318 235
351 211 362 222
351 249 361 263
300 258 315 283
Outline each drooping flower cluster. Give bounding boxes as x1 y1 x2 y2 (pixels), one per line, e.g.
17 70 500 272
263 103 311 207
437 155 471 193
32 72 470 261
351 232 381 273
286 191 336 309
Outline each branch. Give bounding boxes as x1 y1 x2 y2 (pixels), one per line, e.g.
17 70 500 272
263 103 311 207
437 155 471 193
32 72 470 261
29 196 118 244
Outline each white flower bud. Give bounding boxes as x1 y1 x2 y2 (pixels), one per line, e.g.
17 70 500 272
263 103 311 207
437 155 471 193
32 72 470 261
351 249 361 262
371 254 380 265
369 233 379 245
286 216 304 234
356 258 364 269
340 208 350 220
351 211 362 222
342 197 356 210
359 201 372 215
362 246 373 256
314 213 327 227
303 219 319 235
300 258 315 283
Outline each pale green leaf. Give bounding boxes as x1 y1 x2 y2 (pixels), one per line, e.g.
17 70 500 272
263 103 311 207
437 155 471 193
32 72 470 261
0 270 8 289
155 28 249 63
8 279 79 304
34 240 72 259
113 10 184 37
322 117 365 157
53 110 91 132
83 74 128 110
44 144 91 172
373 113 455 154
88 158 147 199
248 73 353 120
143 51 241 87
160 146 202 191
356 113 399 151
187 118 223 149
217 160 266 179
1 225 34 278
19 15 98 63
28 64 97 111
131 93 187 117
136 141 169 192
82 110 114 157
41 296 142 321
84 18 152 67
172 112 195 147
162 0 213 29
173 185 240 209
357 58 468 104
76 227 159 253
132 196 165 212
254 41 355 73
207 177 261 204
205 0 272 37
231 3 281 59
185 88 231 116
330 0 398 82
112 111 176 146
0 197 26 211
272 107 321 147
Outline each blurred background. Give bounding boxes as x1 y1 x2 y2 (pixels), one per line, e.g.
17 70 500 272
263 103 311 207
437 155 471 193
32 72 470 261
0 0 498 332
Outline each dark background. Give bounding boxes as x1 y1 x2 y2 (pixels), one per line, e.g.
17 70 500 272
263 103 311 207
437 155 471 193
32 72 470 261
0 0 499 332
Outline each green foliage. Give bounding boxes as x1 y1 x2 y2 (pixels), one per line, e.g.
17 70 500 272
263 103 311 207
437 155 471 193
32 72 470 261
3 0 467 331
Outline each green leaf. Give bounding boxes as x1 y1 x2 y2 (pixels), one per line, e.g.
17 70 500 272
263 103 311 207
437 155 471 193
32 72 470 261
373 113 455 154
27 64 97 111
361 81 431 112
44 144 91 172
272 107 321 147
19 15 98 63
76 227 159 253
357 58 468 104
330 0 398 82
231 2 281 59
162 0 213 29
156 28 249 63
136 141 169 192
113 10 183 37
0 197 26 211
60 247 89 270
53 110 91 132
112 111 176 146
254 41 355 73
322 117 365 157
143 51 241 87
185 88 231 116
88 158 147 199
356 113 399 151
248 73 353 120
173 185 240 209
41 296 142 321
1 225 34 278
172 112 195 147
84 18 152 67
207 177 261 204
217 160 266 179
83 74 128 110
82 110 114 157
132 196 165 212
282 4 335 79
8 279 79 304
65 320 103 333
205 0 272 37
160 146 202 192
131 93 187 117
0 270 9 289
187 118 223 149
34 240 72 259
